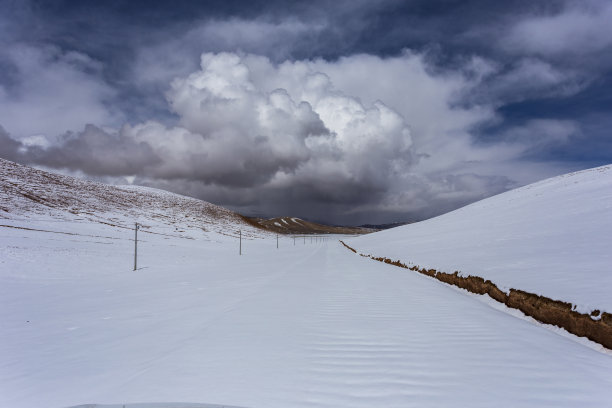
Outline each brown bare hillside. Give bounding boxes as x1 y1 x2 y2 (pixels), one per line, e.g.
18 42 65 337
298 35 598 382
0 158 267 238
246 216 375 235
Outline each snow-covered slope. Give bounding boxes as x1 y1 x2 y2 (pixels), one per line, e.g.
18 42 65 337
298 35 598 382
347 164 612 314
0 158 267 240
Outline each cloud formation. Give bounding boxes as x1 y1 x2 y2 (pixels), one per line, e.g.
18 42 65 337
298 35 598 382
4 51 579 223
1 0 606 224
502 1 612 59
0 44 122 140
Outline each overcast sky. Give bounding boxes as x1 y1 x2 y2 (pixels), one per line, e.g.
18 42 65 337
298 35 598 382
1 0 611 225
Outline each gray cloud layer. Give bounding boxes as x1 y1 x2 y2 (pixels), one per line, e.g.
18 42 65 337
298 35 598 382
0 0 607 224
2 51 582 224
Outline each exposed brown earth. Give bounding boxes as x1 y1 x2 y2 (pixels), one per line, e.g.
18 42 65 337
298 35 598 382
246 216 374 235
340 240 612 350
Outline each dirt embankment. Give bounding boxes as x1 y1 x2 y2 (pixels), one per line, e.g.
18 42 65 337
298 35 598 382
339 240 612 350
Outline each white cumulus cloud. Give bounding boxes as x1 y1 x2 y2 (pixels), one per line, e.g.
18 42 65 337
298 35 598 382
4 51 581 223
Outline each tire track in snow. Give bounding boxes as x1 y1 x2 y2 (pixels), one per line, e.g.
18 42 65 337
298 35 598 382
111 240 331 393
292 243 612 408
297 245 437 407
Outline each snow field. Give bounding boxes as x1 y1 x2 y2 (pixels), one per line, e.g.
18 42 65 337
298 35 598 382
2 217 612 408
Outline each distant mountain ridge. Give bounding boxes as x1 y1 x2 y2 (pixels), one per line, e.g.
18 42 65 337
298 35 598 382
245 216 374 235
359 222 410 230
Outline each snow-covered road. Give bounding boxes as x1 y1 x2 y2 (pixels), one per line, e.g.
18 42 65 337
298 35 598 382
2 227 612 408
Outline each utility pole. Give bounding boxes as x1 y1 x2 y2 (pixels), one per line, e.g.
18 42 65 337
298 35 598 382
133 222 139 271
239 230 242 255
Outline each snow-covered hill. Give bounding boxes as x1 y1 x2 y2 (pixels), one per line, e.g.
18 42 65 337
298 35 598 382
0 158 267 240
347 164 612 314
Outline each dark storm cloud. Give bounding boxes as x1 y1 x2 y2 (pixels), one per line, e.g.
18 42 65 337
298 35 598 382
4 52 414 196
1 0 611 224
24 125 161 177
0 125 21 160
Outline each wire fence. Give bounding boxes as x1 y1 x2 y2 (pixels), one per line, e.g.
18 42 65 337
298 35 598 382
1 217 356 272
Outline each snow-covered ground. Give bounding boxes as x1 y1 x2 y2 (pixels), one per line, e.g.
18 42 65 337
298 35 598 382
2 218 612 408
2 160 612 407
347 165 612 314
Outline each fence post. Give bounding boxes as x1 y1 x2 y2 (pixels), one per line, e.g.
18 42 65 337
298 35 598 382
133 222 139 271
277 234 279 249
239 230 242 255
